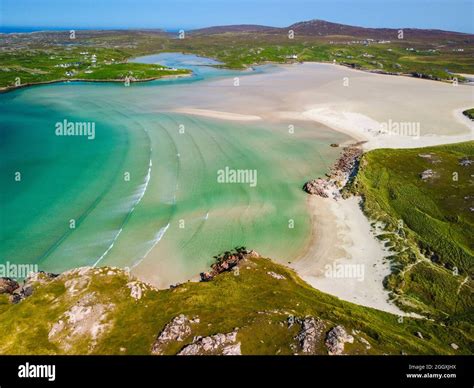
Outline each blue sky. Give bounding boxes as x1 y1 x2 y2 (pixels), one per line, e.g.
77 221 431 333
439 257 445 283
1 0 473 33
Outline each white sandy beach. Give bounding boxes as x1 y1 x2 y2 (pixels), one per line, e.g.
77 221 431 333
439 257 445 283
177 62 473 147
292 196 404 314
171 62 473 314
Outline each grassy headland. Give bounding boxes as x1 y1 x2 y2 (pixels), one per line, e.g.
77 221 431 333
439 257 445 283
0 35 190 90
0 253 471 355
346 142 473 322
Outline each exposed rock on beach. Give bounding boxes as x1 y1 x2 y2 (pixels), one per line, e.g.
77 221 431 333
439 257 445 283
303 143 364 199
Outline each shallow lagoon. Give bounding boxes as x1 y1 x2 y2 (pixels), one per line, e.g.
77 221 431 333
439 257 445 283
0 53 347 286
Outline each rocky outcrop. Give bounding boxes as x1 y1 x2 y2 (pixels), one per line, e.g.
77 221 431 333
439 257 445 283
303 143 363 198
302 179 330 197
325 325 354 355
126 281 155 300
9 284 34 304
0 277 19 294
151 315 193 355
420 169 437 180
411 72 440 81
267 271 286 280
200 247 260 281
27 271 58 284
178 330 241 355
1 272 58 304
295 317 325 354
48 292 115 353
331 144 364 179
459 157 473 167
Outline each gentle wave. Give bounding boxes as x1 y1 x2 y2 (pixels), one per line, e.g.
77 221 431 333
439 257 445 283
93 150 153 267
131 222 171 269
92 227 124 267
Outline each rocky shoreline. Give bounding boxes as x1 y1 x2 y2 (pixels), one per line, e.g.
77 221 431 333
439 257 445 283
303 142 364 199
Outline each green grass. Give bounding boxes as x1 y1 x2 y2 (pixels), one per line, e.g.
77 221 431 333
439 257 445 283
0 46 189 89
347 142 474 319
463 108 474 120
0 256 472 355
1 30 473 89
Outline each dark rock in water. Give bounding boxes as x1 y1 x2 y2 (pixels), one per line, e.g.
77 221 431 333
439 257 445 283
330 143 339 147
0 277 20 294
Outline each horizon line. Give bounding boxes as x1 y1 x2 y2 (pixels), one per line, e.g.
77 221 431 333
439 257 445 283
1 19 473 35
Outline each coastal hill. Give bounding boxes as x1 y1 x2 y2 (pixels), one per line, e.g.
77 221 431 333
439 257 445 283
287 19 473 40
0 249 470 355
347 142 474 320
191 19 474 41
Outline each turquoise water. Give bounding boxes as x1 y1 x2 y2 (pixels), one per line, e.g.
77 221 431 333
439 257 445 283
0 53 348 286
132 52 268 83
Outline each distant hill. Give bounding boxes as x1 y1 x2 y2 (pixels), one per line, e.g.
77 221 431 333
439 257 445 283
287 19 472 39
189 24 279 35
190 19 473 41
